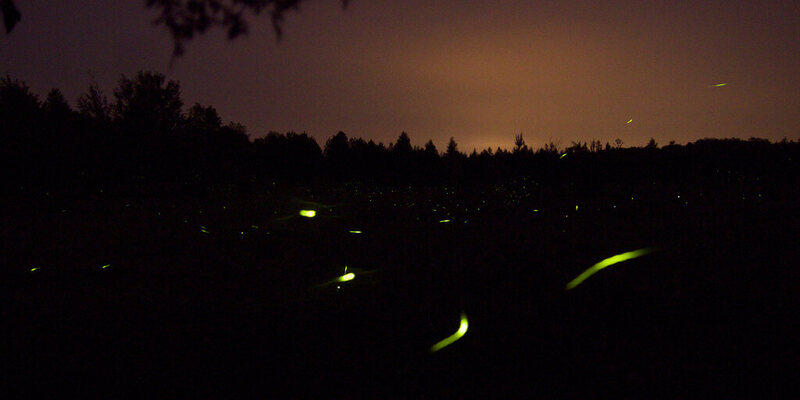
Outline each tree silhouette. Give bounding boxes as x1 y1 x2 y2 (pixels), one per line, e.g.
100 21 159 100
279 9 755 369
113 71 183 134
445 137 460 158
0 75 41 140
393 131 412 155
77 82 112 123
1 0 20 34
513 133 528 153
423 139 438 159
145 0 349 56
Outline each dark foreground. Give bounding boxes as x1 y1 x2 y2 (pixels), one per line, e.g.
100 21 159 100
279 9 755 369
2 177 798 399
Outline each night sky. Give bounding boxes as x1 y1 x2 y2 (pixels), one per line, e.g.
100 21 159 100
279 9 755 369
3 0 799 151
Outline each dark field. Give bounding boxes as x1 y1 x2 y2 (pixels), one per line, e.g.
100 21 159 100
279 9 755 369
2 171 798 399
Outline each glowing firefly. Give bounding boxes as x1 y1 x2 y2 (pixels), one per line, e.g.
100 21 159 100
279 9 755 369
200 226 209 234
101 264 111 269
431 313 469 352
565 247 654 290
299 210 316 218
339 273 355 282
439 219 451 223
709 83 727 87
626 119 633 124
349 230 363 234
30 267 39 272
560 153 567 159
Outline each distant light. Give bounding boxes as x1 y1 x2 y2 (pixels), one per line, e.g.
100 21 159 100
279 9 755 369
533 209 539 212
299 210 316 218
349 230 363 234
565 248 654 290
575 205 579 211
431 313 469 352
626 119 633 124
709 83 727 87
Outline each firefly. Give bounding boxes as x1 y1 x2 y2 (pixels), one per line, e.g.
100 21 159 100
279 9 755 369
299 210 316 218
565 248 654 290
431 313 469 352
626 119 633 124
349 230 363 234
101 264 111 269
560 153 567 159
30 267 39 272
709 83 727 87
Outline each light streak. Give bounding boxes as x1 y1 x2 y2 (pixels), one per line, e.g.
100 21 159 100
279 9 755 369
431 313 469 352
565 248 654 290
626 119 633 124
338 273 355 282
299 210 316 218
709 83 727 87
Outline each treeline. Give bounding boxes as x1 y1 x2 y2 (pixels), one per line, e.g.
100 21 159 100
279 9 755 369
1 71 798 195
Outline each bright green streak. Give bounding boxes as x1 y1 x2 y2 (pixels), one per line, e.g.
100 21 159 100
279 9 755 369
626 119 633 124
709 83 727 87
102 264 111 269
431 313 469 352
439 219 451 223
559 153 567 159
349 230 362 234
30 267 39 272
565 248 653 290
200 226 209 233
338 272 355 282
299 210 316 218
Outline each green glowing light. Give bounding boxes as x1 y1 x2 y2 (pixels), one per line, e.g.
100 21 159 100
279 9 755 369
349 230 363 234
439 219 451 223
200 226 209 234
299 210 316 218
30 267 39 272
626 119 633 124
431 313 469 352
559 153 567 159
101 264 111 269
533 209 539 212
709 83 727 87
338 272 355 282
575 205 579 211
251 225 259 229
565 248 653 290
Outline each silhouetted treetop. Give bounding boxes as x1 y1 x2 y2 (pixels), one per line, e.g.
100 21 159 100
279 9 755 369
145 0 349 56
393 131 412 155
113 71 183 134
1 0 20 34
186 103 223 132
